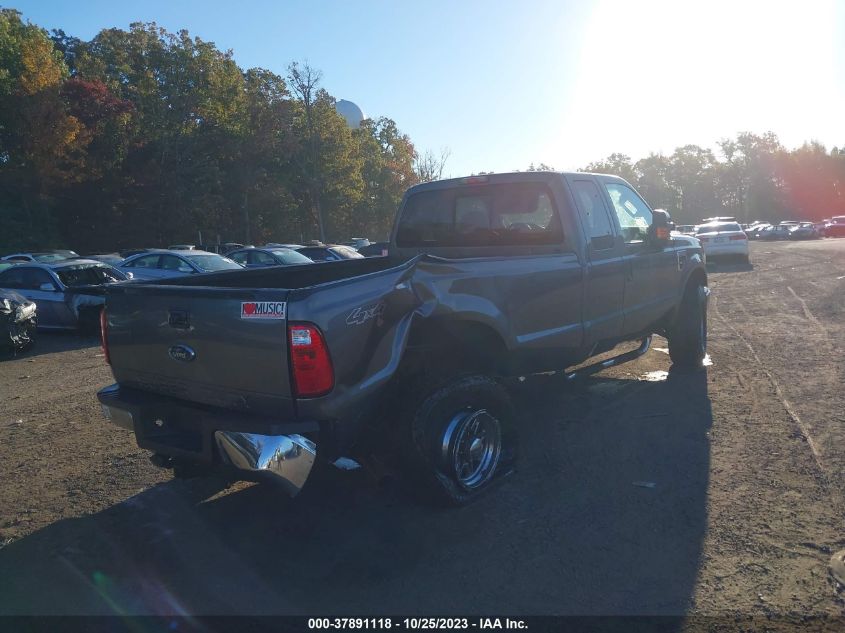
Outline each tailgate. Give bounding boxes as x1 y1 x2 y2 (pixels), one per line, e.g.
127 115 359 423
106 284 295 417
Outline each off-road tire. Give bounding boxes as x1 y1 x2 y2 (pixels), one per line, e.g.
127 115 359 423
667 283 709 368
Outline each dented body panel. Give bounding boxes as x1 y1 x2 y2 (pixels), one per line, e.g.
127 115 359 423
98 171 706 465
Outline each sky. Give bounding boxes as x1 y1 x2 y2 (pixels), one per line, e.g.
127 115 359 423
10 0 845 177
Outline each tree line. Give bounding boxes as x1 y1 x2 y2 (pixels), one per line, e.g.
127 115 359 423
2 9 843 253
577 133 845 226
0 9 437 252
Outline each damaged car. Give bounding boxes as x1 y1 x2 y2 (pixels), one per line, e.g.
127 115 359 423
0 260 129 332
0 288 37 354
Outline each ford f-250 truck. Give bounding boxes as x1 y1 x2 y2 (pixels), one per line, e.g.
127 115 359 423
97 172 708 504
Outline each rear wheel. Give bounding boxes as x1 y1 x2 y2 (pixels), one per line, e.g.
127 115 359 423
668 283 709 368
403 374 515 506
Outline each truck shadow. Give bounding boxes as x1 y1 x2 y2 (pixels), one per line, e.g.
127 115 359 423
0 367 711 617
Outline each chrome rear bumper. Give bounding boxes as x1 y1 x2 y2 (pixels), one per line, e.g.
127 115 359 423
214 431 316 496
97 384 317 497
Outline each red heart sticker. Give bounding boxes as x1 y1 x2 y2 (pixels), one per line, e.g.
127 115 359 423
244 303 256 315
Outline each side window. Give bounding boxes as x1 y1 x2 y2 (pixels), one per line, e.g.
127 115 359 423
127 254 160 269
252 250 277 265
0 268 26 288
572 180 615 250
22 269 55 290
160 255 192 272
229 251 248 265
603 182 653 244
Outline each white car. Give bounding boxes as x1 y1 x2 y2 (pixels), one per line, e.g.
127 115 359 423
695 221 749 263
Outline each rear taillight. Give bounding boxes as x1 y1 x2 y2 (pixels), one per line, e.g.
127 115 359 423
730 234 746 241
288 323 333 398
100 308 110 364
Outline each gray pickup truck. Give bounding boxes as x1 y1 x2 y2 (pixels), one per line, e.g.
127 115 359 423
98 172 708 504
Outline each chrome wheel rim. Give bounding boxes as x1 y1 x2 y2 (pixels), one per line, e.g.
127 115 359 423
440 409 501 491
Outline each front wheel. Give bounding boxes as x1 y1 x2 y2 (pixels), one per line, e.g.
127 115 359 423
667 283 709 368
405 375 515 505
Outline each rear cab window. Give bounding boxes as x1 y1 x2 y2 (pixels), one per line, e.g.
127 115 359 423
396 182 563 248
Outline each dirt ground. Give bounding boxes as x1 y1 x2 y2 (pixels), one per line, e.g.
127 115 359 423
1 239 844 616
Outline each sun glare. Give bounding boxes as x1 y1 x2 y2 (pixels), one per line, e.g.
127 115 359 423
552 0 841 167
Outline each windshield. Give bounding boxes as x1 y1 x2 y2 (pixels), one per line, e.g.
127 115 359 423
269 249 313 265
185 254 241 272
56 264 126 286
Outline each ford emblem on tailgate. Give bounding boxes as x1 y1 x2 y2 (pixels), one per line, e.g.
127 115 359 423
168 344 196 363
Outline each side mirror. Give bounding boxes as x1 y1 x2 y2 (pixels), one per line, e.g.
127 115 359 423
39 282 56 292
648 209 673 247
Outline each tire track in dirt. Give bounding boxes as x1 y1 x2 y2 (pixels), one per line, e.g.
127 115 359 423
711 297 841 520
786 286 828 337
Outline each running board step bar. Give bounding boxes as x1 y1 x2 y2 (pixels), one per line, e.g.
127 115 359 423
563 336 652 381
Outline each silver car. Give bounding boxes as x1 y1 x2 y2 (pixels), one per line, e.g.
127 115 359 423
0 259 128 330
227 247 314 268
1 251 72 264
120 249 243 280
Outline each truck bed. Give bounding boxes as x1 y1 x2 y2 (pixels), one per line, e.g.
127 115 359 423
104 257 415 418
152 256 400 289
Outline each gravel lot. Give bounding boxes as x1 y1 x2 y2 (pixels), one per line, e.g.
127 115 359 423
1 240 844 615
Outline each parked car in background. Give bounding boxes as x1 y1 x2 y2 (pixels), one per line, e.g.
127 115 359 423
696 221 749 262
220 242 245 254
675 225 696 236
344 237 371 250
826 216 845 238
745 223 771 239
227 247 314 267
758 225 791 240
357 241 390 257
788 222 820 240
295 244 365 262
0 259 128 331
196 242 246 255
85 253 125 266
264 243 304 249
120 249 243 280
168 244 196 250
1 252 71 264
0 288 37 354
